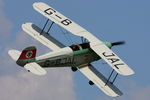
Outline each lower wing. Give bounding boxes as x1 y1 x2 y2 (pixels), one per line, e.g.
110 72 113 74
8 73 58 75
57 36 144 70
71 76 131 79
77 64 123 97
22 23 65 51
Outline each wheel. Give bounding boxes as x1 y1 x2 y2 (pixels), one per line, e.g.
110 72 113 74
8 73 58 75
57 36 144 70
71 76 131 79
89 80 94 85
27 70 30 72
71 67 77 72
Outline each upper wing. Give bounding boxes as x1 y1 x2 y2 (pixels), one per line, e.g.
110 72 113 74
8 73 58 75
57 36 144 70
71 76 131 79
22 23 65 51
33 2 134 76
77 64 123 97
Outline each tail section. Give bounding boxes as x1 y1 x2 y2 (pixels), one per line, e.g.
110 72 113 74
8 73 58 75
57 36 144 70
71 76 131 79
16 46 36 66
8 50 21 61
8 46 47 76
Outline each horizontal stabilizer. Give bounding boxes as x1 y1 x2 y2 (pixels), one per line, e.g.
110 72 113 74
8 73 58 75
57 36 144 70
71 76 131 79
78 64 123 97
8 50 21 61
24 62 47 76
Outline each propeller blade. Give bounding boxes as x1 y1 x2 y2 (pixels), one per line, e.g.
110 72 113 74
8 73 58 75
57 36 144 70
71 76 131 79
112 41 125 46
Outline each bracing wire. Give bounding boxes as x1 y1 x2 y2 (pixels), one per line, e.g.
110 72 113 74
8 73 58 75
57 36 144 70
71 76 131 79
65 30 78 44
57 25 74 45
56 24 88 45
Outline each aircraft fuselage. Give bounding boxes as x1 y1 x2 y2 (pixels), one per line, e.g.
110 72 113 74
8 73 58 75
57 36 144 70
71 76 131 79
35 42 112 68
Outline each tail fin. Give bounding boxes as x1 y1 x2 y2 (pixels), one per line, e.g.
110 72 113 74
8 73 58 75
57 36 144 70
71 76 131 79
16 46 36 66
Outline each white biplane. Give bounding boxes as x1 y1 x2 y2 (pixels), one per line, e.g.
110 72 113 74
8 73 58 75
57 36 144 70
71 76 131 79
8 2 134 97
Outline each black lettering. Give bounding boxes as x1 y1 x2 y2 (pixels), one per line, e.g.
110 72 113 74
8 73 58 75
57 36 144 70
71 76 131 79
114 63 124 69
56 59 61 65
62 58 67 64
71 57 75 64
44 60 50 66
55 14 62 19
44 8 56 15
51 61 55 65
61 19 72 26
108 58 120 64
68 58 72 64
102 52 115 57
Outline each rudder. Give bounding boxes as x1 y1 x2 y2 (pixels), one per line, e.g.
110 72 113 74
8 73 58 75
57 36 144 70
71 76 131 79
16 46 36 66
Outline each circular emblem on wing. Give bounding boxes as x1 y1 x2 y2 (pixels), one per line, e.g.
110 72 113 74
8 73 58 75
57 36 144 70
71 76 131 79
26 51 33 58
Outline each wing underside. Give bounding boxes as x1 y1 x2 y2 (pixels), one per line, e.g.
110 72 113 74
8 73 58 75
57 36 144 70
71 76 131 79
77 64 123 97
22 23 65 51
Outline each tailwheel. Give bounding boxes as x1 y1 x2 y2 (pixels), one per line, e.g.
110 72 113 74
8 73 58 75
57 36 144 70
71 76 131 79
71 67 78 72
89 80 94 85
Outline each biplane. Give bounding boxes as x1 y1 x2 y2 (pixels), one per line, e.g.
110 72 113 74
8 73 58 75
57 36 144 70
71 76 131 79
8 2 134 97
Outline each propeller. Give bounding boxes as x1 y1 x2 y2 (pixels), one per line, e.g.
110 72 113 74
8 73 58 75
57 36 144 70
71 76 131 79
112 41 125 46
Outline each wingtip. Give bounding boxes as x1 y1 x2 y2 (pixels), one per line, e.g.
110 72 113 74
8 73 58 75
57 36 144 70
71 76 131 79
124 68 135 76
22 22 32 27
107 92 123 97
27 69 47 76
129 70 135 75
34 71 47 76
8 50 21 61
33 2 45 8
122 71 135 76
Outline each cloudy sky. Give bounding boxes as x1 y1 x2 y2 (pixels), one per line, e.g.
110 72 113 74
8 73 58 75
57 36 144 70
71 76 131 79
0 0 150 100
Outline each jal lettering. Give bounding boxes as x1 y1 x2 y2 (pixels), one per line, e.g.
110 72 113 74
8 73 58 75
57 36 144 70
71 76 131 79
107 58 120 64
102 52 115 57
62 58 67 64
56 59 61 65
44 60 50 66
114 63 124 69
68 58 73 64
